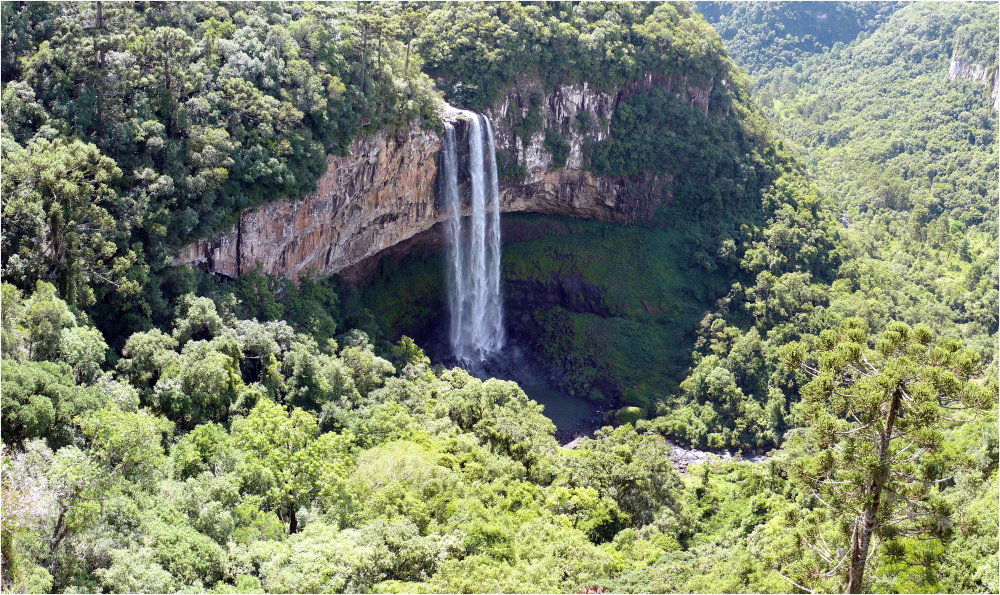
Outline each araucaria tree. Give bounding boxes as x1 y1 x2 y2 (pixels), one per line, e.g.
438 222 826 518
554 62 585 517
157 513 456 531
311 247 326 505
1 137 137 306
782 320 990 593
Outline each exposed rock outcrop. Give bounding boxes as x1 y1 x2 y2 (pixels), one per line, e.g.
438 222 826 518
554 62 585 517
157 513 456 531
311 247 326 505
948 56 1000 111
176 126 442 280
175 74 717 281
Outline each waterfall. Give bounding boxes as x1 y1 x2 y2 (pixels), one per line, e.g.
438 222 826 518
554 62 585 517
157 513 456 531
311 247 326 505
442 111 505 362
442 122 465 356
484 118 505 353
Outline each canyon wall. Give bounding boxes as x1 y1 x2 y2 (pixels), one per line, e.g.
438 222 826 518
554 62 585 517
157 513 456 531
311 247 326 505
948 54 1000 111
175 74 719 281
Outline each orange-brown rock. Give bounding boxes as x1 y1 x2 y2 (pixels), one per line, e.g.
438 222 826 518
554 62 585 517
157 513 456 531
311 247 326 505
174 74 719 281
175 125 442 280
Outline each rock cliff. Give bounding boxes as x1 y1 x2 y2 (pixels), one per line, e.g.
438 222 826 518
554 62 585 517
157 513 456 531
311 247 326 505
176 126 442 280
175 74 721 281
948 55 1000 111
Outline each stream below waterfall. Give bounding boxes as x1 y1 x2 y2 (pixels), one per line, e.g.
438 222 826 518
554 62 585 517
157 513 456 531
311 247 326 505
478 347 606 444
515 370 605 441
437 342 606 445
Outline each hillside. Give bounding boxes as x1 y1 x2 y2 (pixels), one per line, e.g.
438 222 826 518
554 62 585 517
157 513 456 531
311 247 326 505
755 2 999 359
1 2 997 594
696 1 902 74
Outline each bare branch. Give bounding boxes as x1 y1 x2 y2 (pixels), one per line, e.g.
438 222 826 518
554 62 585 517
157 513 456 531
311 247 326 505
835 423 871 436
774 569 817 594
804 538 833 564
820 551 850 578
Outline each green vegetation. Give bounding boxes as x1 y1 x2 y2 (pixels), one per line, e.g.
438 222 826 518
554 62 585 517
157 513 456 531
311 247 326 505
542 128 570 169
1 2 997 593
782 320 991 592
755 2 999 360
3 282 994 594
696 1 902 74
623 1 999 454
2 0 440 337
589 83 774 219
416 2 732 110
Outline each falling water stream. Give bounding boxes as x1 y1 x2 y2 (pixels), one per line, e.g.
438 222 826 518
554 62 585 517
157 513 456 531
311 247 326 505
440 110 602 442
442 111 505 363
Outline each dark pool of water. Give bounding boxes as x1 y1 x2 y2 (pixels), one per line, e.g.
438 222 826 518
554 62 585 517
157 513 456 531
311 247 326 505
442 344 606 444
510 367 604 441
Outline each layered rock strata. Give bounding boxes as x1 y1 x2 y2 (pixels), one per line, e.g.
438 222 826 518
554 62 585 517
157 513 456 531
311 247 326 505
175 74 721 281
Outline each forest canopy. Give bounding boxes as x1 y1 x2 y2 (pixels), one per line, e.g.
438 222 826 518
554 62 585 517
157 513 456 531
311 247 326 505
1 2 997 594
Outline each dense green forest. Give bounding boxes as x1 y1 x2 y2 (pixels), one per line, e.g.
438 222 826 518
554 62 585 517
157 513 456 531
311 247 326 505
696 1 903 74
2 2 997 594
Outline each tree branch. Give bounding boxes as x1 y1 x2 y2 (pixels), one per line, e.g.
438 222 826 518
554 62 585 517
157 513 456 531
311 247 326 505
774 569 816 594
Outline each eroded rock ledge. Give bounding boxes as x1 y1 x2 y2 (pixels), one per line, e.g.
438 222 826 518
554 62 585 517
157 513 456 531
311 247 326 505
948 55 1000 111
175 74 716 281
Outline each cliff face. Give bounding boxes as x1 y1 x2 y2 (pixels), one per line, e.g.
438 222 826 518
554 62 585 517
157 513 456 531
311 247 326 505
175 74 717 281
176 127 442 280
948 54 1000 111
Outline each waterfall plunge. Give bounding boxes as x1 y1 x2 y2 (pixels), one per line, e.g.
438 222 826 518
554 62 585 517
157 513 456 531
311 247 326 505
442 112 505 363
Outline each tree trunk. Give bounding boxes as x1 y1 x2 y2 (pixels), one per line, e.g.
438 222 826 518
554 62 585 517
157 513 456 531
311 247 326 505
845 387 902 593
51 212 70 301
360 26 368 94
845 520 870 593
288 504 297 534
94 4 105 138
50 508 66 551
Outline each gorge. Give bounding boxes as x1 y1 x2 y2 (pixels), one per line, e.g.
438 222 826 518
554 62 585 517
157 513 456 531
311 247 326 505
171 65 753 414
4 3 997 593
171 76 693 283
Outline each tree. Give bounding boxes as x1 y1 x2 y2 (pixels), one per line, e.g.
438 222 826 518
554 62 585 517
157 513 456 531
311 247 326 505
472 379 558 472
389 335 431 371
283 342 331 410
1 137 136 306
129 27 196 138
77 406 174 487
1 441 58 594
171 422 234 480
1 283 28 360
155 345 242 428
116 329 178 397
397 5 428 75
171 295 225 344
339 340 395 395
543 485 624 542
2 281 75 362
1 360 102 448
56 325 107 384
144 521 226 588
231 399 353 533
780 319 992 593
566 425 681 528
346 440 459 533
260 519 440 593
43 445 103 568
